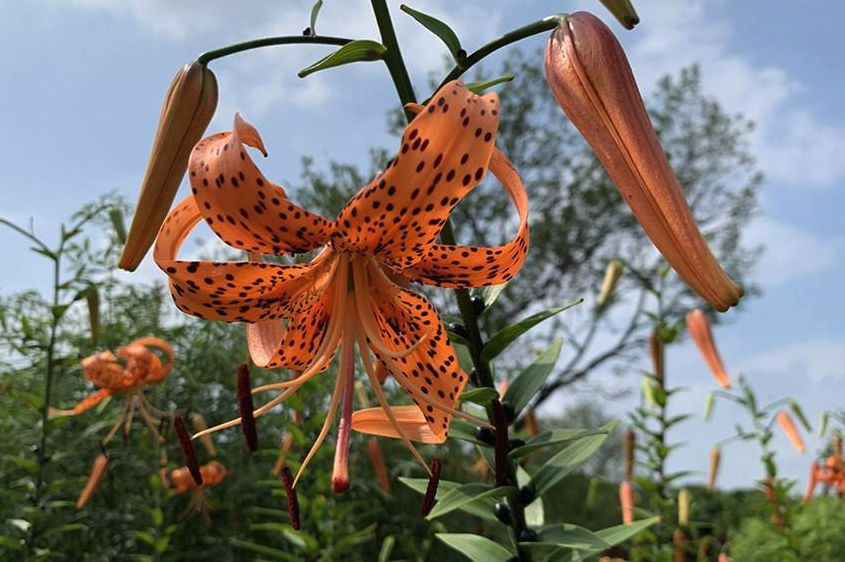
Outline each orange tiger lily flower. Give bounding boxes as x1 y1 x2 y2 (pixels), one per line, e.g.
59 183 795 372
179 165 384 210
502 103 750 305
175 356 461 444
168 460 227 521
777 410 806 454
686 309 731 389
545 12 743 312
155 80 529 488
55 337 174 445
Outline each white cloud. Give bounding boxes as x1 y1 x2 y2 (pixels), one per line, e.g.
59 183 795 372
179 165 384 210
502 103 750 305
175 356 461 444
744 217 844 285
740 337 845 384
627 0 845 190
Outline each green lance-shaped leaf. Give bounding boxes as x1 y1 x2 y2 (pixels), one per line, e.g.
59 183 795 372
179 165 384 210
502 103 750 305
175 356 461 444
466 75 515 94
789 400 812 432
704 391 715 420
641 376 656 408
482 300 580 363
819 412 830 436
459 387 500 406
109 207 127 245
529 421 617 495
298 40 387 78
437 534 513 562
520 524 607 556
509 426 611 459
470 282 508 314
309 0 323 34
595 0 640 30
378 536 395 562
86 285 100 346
546 517 659 562
400 4 463 61
426 483 515 520
399 478 498 521
503 338 563 415
517 465 545 526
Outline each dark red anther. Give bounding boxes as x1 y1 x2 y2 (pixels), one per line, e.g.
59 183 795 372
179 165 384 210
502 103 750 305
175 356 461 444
237 363 258 452
491 399 509 486
281 467 301 530
422 457 442 516
173 415 202 486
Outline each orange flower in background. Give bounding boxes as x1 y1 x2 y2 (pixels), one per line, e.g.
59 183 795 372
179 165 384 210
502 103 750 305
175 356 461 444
686 309 731 389
619 480 634 525
167 460 227 520
55 337 174 445
777 410 806 454
544 12 743 312
154 80 529 489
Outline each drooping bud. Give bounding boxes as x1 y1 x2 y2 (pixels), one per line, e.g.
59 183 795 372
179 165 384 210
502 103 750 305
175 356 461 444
597 259 623 310
280 467 301 530
678 488 690 526
619 480 634 525
595 0 639 29
686 309 731 389
422 457 442 516
76 453 109 509
544 13 743 311
85 285 100 346
367 437 391 494
624 429 635 481
119 61 218 271
777 410 806 454
649 329 664 387
174 415 202 486
491 399 509 486
190 413 217 458
236 364 258 452
673 528 686 562
707 447 721 492
803 460 819 504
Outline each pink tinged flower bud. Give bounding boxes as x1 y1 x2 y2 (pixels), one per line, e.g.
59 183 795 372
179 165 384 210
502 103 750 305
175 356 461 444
544 12 743 312
686 309 731 389
777 410 806 454
619 480 634 525
803 460 819 504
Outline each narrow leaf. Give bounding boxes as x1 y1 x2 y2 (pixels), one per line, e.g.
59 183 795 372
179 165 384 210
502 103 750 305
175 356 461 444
503 339 563 414
509 425 612 459
426 483 514 520
466 75 515 94
470 282 508 313
481 301 581 363
521 524 607 552
298 40 386 78
436 534 513 562
309 0 323 34
529 421 617 495
789 401 812 432
459 387 499 406
109 208 127 244
400 4 463 60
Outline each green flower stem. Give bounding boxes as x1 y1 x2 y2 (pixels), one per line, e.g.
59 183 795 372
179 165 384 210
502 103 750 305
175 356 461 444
370 0 417 120
437 14 567 90
197 35 353 65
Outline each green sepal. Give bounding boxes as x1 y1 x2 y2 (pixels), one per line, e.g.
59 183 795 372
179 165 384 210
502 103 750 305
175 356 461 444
298 40 386 78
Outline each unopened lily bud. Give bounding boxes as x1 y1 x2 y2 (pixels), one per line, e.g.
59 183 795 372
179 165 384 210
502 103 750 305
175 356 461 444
619 480 634 525
678 488 690 526
190 413 217 458
85 285 100 346
834 432 843 458
597 259 623 309
704 392 715 420
673 529 686 562
595 0 639 29
544 13 743 311
707 447 721 492
624 430 635 481
777 410 806 454
77 453 109 509
649 329 664 387
119 61 218 271
803 460 819 504
686 309 731 389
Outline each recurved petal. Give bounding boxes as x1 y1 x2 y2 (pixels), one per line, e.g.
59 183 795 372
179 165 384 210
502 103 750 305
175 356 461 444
189 114 334 256
332 81 500 268
544 12 742 311
154 196 329 323
351 405 447 444
80 350 126 390
400 147 529 288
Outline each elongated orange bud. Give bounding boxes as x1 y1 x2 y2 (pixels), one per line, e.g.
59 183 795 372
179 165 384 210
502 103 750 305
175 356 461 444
77 453 109 509
119 61 218 271
624 430 635 481
686 309 731 388
523 409 540 438
673 528 686 562
619 480 634 525
367 438 391 494
597 259 623 309
803 460 819 504
718 554 730 562
707 447 721 492
649 330 664 387
544 13 743 311
778 410 806 454
190 413 217 458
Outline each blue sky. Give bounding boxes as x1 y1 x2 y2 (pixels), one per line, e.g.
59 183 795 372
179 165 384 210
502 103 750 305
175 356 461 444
1 0 843 491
